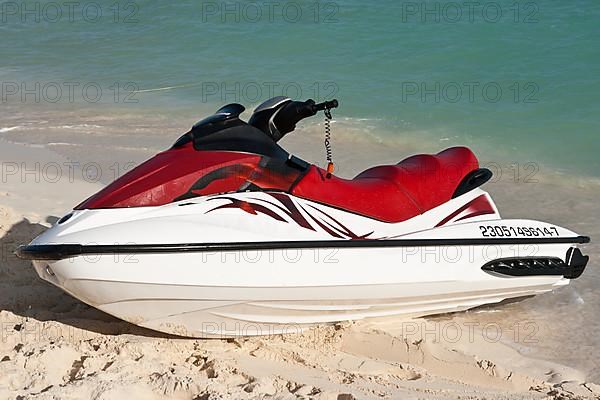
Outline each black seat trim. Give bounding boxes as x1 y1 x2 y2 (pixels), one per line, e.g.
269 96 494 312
452 168 493 198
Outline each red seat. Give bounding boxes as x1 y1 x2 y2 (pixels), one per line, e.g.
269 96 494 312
291 147 479 222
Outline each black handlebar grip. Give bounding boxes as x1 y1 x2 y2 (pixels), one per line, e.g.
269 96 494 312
272 100 316 138
313 99 339 112
271 98 339 141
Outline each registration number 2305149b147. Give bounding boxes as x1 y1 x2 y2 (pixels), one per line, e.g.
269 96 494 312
479 225 559 238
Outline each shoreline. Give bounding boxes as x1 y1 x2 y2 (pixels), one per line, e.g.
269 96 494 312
2 100 600 184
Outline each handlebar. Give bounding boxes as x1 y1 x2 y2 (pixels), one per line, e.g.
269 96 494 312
272 98 338 139
312 99 339 112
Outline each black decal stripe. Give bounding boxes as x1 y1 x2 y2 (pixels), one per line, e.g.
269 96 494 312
298 203 344 238
307 204 375 240
16 236 591 260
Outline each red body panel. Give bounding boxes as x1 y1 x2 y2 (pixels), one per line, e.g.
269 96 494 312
77 140 479 224
76 143 262 209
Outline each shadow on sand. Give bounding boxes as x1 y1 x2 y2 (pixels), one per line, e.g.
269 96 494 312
0 217 177 339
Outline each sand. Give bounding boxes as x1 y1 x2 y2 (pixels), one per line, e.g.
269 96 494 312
1 138 599 399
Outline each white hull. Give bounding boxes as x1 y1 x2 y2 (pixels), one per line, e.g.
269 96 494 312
26 189 586 337
34 262 568 337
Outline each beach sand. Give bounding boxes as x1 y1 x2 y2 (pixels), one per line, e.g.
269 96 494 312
1 129 599 399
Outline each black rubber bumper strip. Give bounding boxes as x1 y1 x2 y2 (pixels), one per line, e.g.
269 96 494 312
15 236 590 261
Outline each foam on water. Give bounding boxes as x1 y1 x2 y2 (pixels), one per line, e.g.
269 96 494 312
0 126 22 133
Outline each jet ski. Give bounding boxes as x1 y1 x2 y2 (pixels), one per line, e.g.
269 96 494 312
17 97 590 337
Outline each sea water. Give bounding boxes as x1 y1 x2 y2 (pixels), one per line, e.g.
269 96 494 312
1 0 599 380
1 0 599 175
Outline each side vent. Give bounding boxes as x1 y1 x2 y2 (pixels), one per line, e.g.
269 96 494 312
482 248 589 279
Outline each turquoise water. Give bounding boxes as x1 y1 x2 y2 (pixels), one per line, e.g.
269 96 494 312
1 0 599 175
